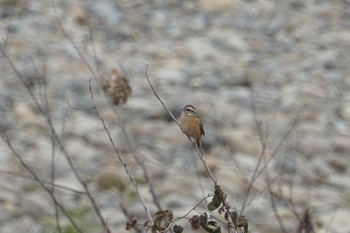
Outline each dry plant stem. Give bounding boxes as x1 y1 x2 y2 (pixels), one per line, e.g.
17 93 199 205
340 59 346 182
239 103 269 215
190 151 207 201
0 48 111 233
52 0 96 78
89 80 153 222
0 169 86 195
120 204 143 233
94 28 154 206
160 195 213 233
255 118 298 179
296 208 315 233
145 65 217 184
178 194 213 220
240 104 297 215
51 128 62 233
0 133 84 233
53 3 157 219
265 170 288 233
325 209 337 233
88 23 162 210
54 1 155 224
113 106 163 211
89 25 102 79
34 63 62 233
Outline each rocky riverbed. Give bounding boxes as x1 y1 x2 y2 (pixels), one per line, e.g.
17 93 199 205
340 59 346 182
0 0 350 233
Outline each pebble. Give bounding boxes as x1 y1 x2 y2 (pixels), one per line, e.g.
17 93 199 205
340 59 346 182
319 209 350 233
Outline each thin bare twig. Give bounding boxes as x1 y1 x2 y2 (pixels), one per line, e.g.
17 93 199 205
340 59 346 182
265 170 289 233
0 169 86 195
120 204 143 233
89 79 153 221
51 0 96 78
86 20 162 213
0 46 110 233
296 208 315 233
256 118 298 179
0 133 84 233
0 2 16 50
145 65 217 184
113 106 163 211
29 58 62 233
89 25 102 79
239 103 298 215
53 0 158 223
239 102 268 215
178 194 213 220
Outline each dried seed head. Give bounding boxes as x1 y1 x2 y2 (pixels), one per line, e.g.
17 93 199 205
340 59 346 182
102 68 132 106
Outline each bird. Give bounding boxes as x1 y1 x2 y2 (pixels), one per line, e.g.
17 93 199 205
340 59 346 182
179 105 205 147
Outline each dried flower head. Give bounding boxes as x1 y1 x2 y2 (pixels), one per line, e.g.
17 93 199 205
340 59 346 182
102 68 132 106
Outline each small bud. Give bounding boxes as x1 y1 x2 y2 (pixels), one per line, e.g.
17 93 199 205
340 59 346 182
190 215 200 230
173 224 184 233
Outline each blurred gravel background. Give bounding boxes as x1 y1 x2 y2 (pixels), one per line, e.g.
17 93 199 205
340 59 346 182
1 0 350 232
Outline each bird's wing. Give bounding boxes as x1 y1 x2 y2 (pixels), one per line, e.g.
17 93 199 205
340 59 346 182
199 121 205 137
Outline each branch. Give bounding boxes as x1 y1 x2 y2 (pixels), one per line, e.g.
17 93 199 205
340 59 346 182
145 65 217 184
239 102 298 215
0 169 86 195
51 0 96 78
89 79 153 221
0 133 83 233
265 170 289 233
0 46 110 233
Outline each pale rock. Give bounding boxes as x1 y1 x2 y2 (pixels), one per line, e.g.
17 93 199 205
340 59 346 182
185 37 218 60
296 135 332 158
209 29 248 52
155 68 186 85
1 216 43 233
198 0 235 13
64 112 109 147
162 193 195 210
13 102 43 128
87 1 121 24
259 209 297 233
24 138 70 177
95 167 127 191
197 155 220 178
300 157 332 184
19 192 53 222
126 98 164 119
332 135 350 154
222 129 261 156
326 155 348 174
318 209 350 233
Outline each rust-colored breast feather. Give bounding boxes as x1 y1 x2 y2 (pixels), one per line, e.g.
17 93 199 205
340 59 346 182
180 115 205 146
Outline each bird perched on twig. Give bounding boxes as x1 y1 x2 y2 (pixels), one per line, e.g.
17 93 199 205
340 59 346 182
179 105 205 147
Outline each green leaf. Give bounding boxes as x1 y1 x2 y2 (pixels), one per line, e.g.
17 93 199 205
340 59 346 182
218 206 225 215
213 226 221 233
243 222 248 233
208 197 221 211
202 220 221 233
63 225 79 233
199 213 208 228
153 216 164 230
151 225 157 233
230 211 238 222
